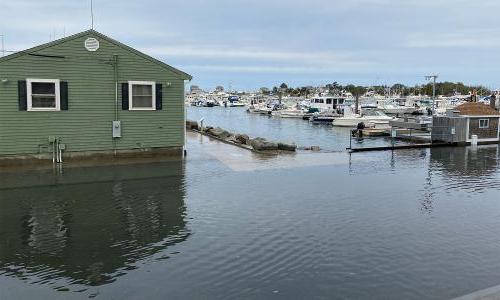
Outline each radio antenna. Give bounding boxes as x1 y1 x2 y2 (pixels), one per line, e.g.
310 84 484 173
90 0 94 29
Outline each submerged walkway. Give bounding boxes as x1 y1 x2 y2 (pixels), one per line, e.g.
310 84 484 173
454 285 500 300
186 132 371 172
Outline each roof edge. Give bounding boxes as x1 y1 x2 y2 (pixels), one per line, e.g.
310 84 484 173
89 30 192 81
0 29 192 81
0 30 93 64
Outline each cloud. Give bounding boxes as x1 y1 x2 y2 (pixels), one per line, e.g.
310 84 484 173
405 30 500 49
141 45 366 64
179 64 371 74
3 0 500 87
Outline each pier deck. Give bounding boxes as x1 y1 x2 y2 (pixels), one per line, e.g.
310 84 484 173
347 142 451 152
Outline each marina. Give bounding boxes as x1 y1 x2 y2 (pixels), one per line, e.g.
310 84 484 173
186 84 500 154
3 1 500 299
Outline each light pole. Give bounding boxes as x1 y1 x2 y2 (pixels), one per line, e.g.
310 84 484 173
425 75 438 115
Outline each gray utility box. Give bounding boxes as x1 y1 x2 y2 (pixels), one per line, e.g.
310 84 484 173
112 121 122 138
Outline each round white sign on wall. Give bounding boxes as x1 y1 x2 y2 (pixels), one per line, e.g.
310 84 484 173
84 38 100 52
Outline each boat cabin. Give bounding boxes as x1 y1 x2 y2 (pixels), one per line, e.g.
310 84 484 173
310 96 346 112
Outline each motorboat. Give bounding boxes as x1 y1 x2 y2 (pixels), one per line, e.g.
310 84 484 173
377 99 417 115
332 109 394 127
225 95 246 107
271 109 306 118
310 96 348 113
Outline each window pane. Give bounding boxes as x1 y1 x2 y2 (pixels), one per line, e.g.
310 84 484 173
32 96 56 108
132 96 153 108
32 82 55 95
132 84 152 96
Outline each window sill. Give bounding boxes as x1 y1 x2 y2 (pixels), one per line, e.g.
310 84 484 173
129 108 156 111
27 108 61 112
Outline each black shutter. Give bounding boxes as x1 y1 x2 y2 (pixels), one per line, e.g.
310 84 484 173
122 83 129 110
156 84 163 110
60 81 68 110
18 80 27 111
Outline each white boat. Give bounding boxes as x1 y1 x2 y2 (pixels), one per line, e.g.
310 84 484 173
224 95 245 107
332 109 394 127
310 96 348 113
271 109 305 118
205 99 216 107
377 99 417 115
228 101 245 107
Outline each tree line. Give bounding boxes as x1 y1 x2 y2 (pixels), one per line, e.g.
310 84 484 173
260 82 492 97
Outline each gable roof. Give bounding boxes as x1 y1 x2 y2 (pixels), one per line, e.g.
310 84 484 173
0 29 192 81
456 102 500 116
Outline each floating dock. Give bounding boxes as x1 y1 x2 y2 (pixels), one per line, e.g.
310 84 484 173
347 142 451 152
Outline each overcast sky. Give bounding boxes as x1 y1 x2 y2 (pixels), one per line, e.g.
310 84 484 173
1 0 500 90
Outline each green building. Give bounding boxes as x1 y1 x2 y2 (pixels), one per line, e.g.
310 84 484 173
0 30 191 164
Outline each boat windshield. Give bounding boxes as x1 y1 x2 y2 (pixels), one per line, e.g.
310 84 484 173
363 110 388 117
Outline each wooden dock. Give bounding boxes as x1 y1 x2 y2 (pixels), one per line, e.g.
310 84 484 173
347 142 451 152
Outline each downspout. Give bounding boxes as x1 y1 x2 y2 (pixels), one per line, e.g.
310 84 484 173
113 55 119 155
114 55 118 122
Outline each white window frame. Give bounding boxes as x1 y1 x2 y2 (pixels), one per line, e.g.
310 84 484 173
27 78 61 111
128 81 156 111
479 119 490 129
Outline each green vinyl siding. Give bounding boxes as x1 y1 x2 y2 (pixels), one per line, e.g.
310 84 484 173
0 31 189 156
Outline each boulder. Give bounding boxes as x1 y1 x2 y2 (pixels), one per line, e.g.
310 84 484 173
235 134 250 145
191 121 199 131
250 138 279 151
185 120 199 130
278 142 297 151
207 127 231 139
226 135 239 143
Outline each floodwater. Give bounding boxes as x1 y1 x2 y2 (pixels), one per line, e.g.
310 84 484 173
1 111 500 300
187 107 411 151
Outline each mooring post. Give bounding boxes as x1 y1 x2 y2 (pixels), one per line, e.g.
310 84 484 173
349 129 353 150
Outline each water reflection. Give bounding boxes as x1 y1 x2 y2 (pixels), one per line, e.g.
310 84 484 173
0 161 189 289
430 145 500 192
417 145 500 213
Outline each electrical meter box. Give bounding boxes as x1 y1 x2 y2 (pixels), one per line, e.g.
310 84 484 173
112 121 122 138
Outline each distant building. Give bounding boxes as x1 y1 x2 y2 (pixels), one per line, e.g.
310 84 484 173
432 102 500 144
190 85 202 94
215 86 224 92
0 30 192 164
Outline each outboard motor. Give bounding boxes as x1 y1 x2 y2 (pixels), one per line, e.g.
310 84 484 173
352 122 366 137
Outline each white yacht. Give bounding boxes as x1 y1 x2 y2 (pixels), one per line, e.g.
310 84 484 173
310 96 347 113
377 99 417 115
225 95 245 107
271 108 306 118
332 109 394 127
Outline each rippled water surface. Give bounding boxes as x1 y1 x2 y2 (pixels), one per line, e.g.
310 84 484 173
1 114 500 299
